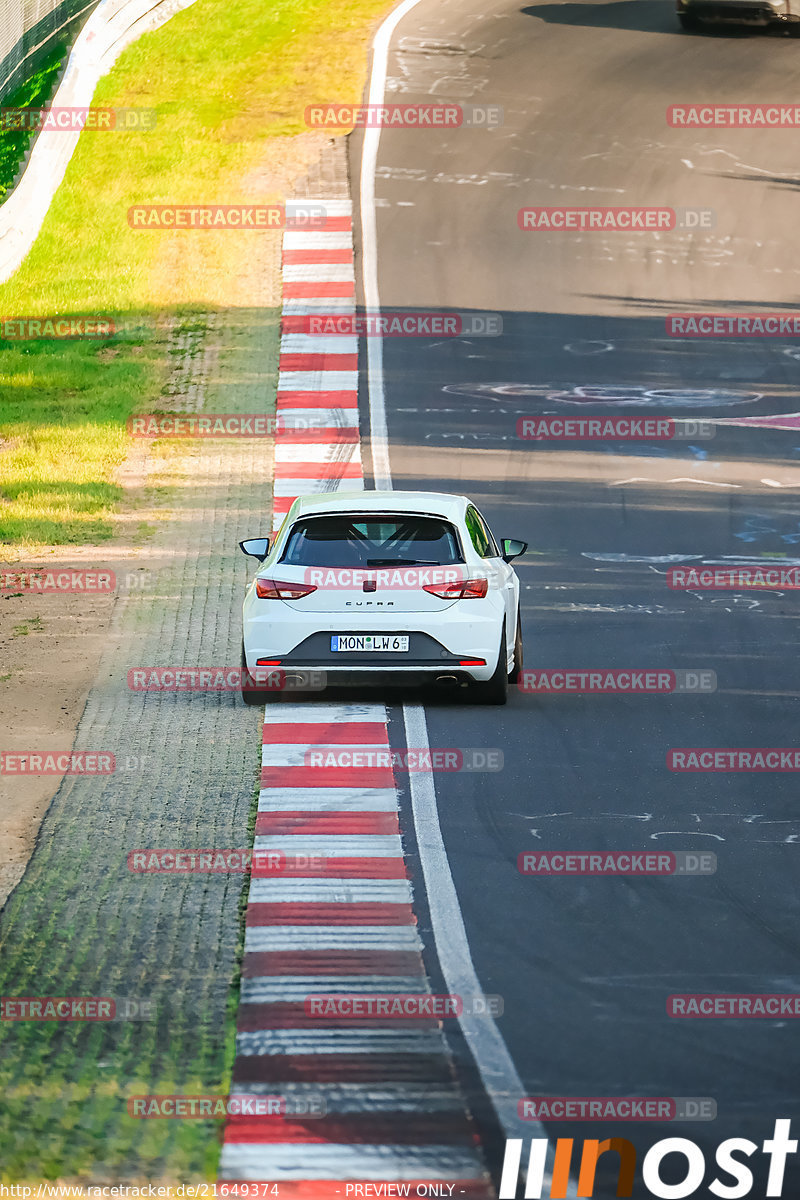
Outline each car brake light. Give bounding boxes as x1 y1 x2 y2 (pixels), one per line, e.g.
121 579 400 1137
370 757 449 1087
422 578 488 600
255 578 317 599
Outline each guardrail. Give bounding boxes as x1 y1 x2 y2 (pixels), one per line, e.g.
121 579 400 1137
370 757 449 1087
0 0 98 102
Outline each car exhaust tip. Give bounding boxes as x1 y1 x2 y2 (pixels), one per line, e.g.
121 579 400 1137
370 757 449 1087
434 674 462 686
281 673 308 688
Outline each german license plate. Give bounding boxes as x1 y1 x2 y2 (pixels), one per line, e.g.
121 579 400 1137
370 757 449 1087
331 634 409 653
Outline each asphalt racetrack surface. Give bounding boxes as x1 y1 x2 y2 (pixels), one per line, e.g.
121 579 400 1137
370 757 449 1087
351 0 800 1192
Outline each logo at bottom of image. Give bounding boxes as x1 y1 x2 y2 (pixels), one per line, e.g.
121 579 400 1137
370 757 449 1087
500 1117 796 1198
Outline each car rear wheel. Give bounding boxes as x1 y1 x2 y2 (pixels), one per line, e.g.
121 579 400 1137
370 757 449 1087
470 631 509 705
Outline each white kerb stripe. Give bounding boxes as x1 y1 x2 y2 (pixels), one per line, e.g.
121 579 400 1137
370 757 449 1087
248 877 411 902
283 231 353 250
253 835 402 857
239 975 423 1002
262 703 386 723
255 835 402 864
261 744 389 767
277 408 360 428
274 444 362 464
280 334 358 354
235 1028 443 1056
219 1143 486 1182
228 1082 464 1111
273 477 365 498
259 786 396 811
277 370 357 391
281 297 356 313
299 198 352 217
244 925 420 953
283 263 355 283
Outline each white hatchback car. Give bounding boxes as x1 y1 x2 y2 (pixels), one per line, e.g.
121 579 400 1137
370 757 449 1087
239 490 526 705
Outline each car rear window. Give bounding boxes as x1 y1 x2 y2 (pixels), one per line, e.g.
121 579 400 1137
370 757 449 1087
279 514 464 568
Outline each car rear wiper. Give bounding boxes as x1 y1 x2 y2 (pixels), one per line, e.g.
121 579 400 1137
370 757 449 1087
366 558 442 567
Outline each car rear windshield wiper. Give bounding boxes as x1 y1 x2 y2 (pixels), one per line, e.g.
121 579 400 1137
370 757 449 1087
366 558 442 567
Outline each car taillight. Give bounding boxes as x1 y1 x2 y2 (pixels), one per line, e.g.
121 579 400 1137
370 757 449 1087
255 578 317 599
422 578 488 600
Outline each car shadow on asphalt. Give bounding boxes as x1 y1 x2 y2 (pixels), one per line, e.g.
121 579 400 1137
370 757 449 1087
520 0 782 35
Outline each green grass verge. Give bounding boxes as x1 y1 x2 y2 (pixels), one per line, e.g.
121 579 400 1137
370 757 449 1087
0 0 392 549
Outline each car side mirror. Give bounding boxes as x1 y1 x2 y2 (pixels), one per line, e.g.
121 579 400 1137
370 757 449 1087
502 538 527 562
239 537 271 562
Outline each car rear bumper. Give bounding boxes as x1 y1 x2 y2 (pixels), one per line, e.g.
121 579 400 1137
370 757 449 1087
242 608 506 684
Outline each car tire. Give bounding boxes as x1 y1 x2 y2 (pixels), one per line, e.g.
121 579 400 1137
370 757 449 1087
509 615 524 686
678 10 700 29
470 631 509 705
